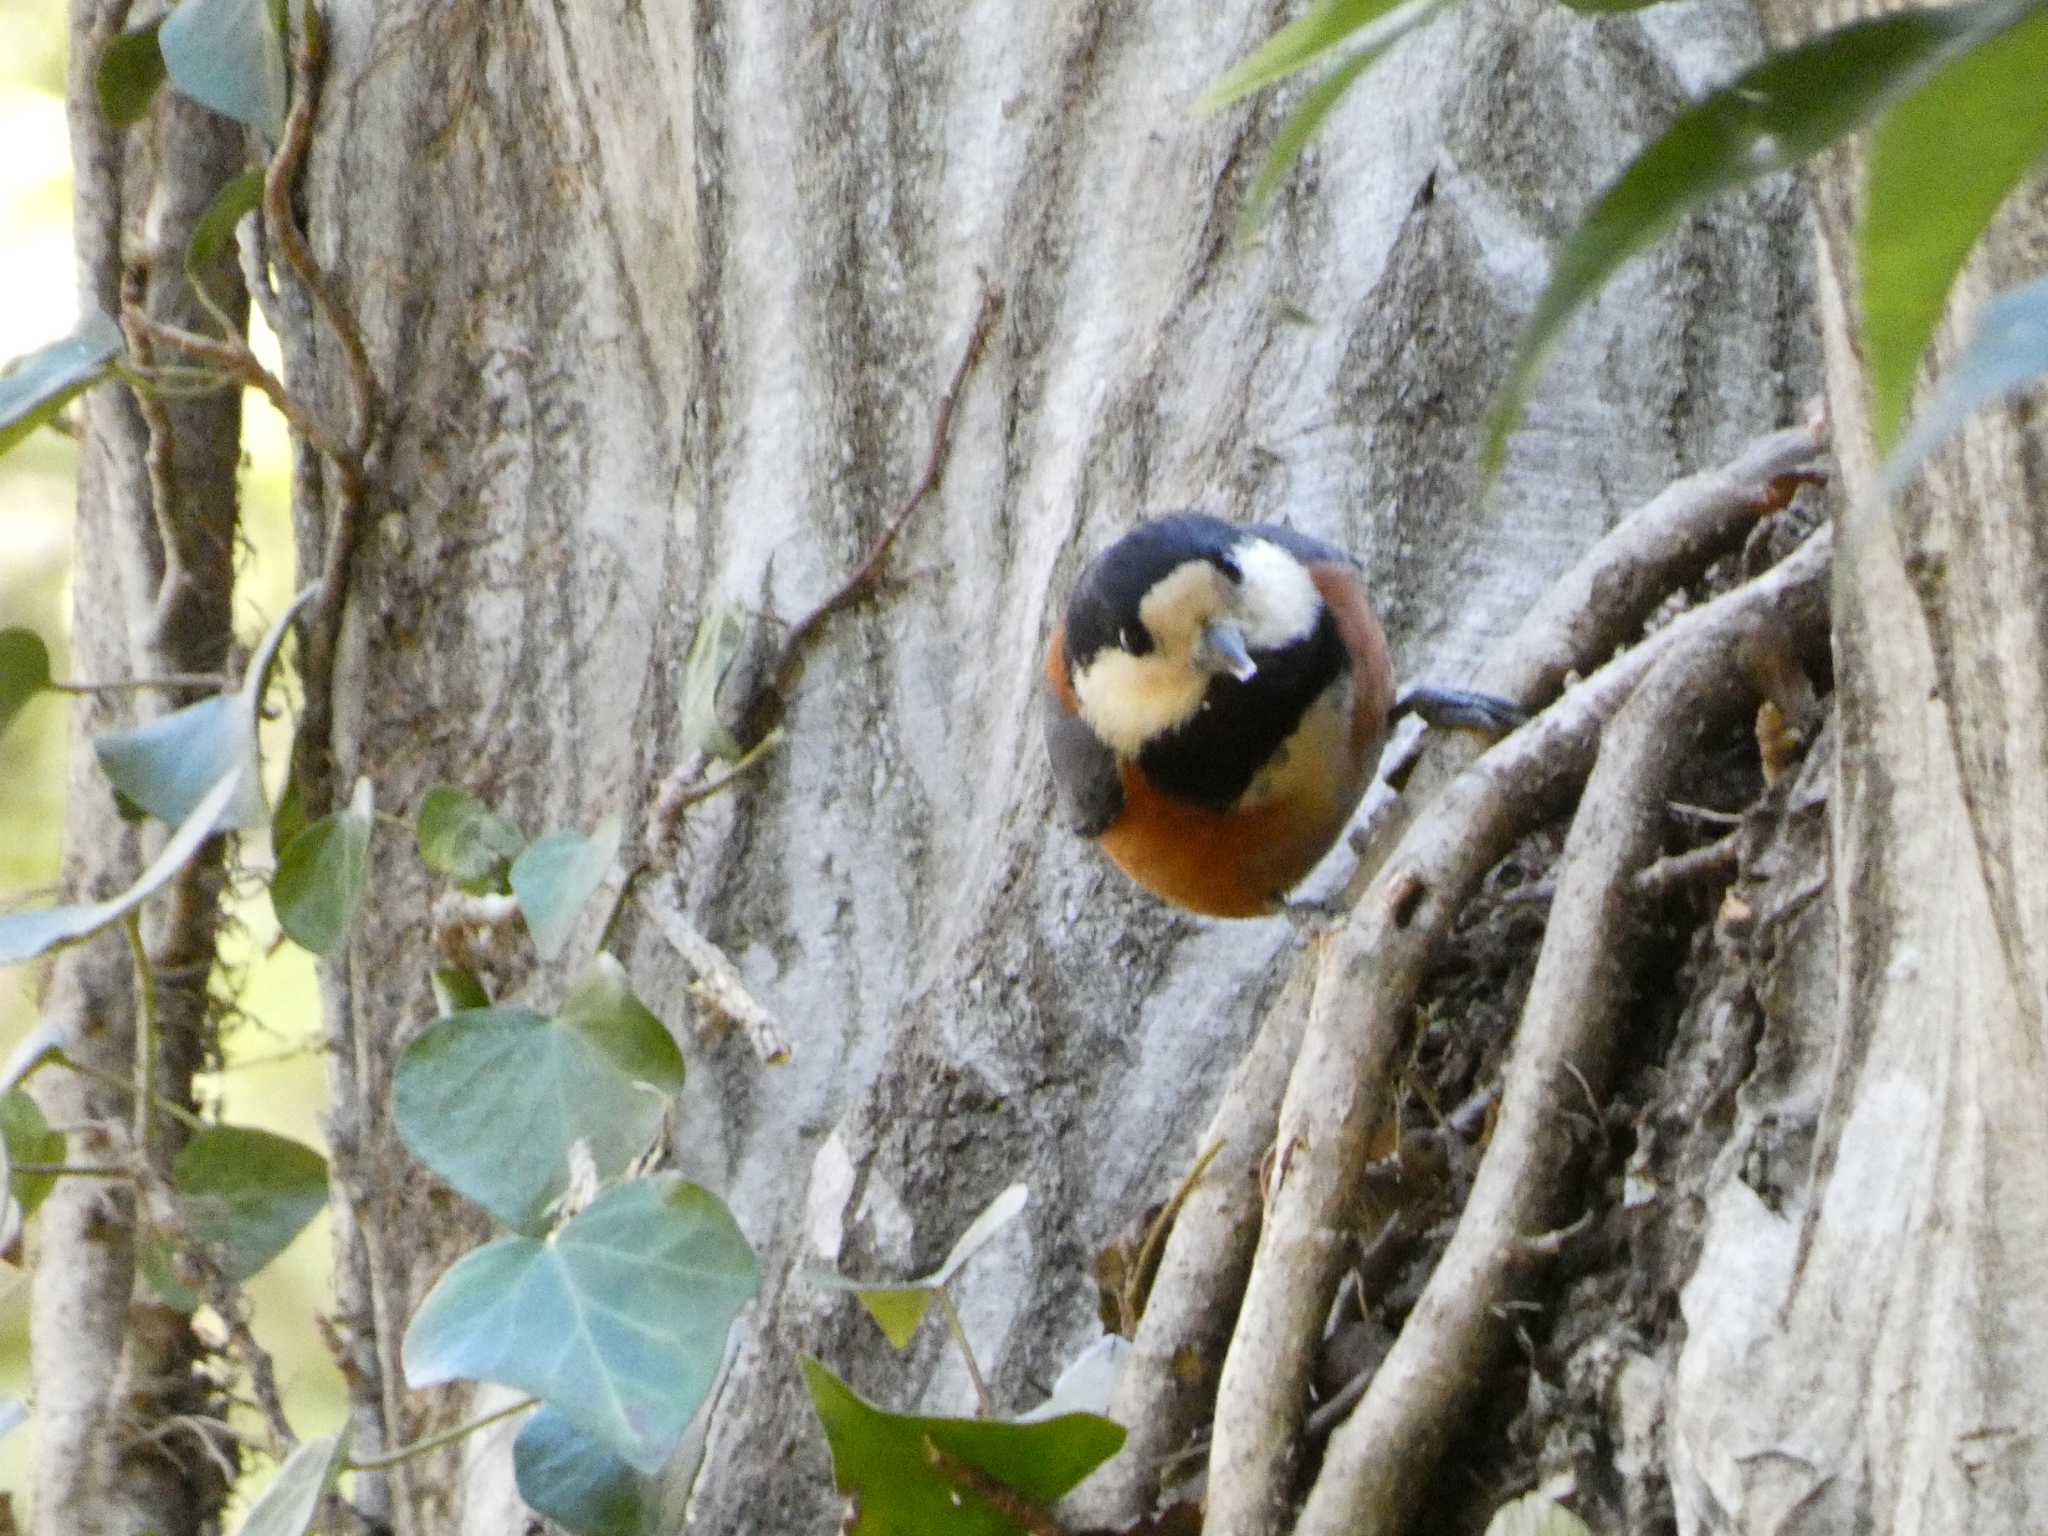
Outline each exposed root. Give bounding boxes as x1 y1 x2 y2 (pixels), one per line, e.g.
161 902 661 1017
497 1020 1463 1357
1077 417 1828 1527
1291 528 1831 1536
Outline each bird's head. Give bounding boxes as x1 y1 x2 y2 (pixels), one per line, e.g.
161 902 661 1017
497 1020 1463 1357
1062 513 1325 757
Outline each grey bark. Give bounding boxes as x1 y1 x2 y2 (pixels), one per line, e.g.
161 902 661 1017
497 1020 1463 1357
29 2 249 1533
289 1 1813 1529
1662 2 2048 1530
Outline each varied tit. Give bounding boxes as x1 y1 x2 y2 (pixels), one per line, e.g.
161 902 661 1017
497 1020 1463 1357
1043 513 1518 918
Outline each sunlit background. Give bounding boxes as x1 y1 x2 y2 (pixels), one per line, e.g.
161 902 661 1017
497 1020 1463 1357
1 7 344 1513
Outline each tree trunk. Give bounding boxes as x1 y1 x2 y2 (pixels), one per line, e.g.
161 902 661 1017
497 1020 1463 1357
283 0 1812 1528
29 3 248 1532
1664 2 2048 1530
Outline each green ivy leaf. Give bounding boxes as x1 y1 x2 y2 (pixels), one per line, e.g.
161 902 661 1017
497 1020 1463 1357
159 0 288 139
0 628 52 746
802 1357 1125 1535
96 18 168 126
402 1175 758 1473
1200 0 1417 112
514 1406 657 1536
1880 271 2048 498
91 585 315 833
0 309 124 458
0 1089 63 1221
173 1124 328 1282
511 818 622 960
187 168 267 277
806 1184 1028 1349
416 784 525 892
1483 0 2005 474
272 777 373 954
393 955 684 1231
230 1430 349 1536
1861 1 2048 450
0 770 243 966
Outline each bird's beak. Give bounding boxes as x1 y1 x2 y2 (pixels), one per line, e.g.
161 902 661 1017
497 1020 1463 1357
1197 621 1257 682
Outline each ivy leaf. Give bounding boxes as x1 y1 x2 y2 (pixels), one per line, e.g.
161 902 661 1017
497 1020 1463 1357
511 818 622 961
514 1406 658 1536
272 777 373 954
229 1431 349 1536
1861 1 2048 450
159 0 288 140
92 585 315 833
0 628 52 746
0 310 124 458
394 956 684 1231
173 1124 328 1281
1880 271 2048 499
96 18 168 126
416 784 525 892
402 1175 758 1473
0 1089 64 1221
802 1356 1125 1536
0 769 243 965
1200 0 1420 112
1483 0 2004 474
187 169 267 277
806 1185 1028 1349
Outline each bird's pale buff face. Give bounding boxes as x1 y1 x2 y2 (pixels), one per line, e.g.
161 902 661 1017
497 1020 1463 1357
1071 537 1323 757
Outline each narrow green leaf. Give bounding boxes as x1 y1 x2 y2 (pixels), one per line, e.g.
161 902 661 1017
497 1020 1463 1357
0 310 124 458
231 1431 349 1536
0 769 243 965
1484 0 2002 475
0 629 52 745
96 18 168 125
1201 0 1425 112
1238 37 1405 241
806 1185 1028 1350
0 1089 64 1221
416 785 525 891
402 1175 758 1473
679 604 747 761
272 777 373 954
802 1357 1125 1535
511 818 622 960
514 1406 657 1536
1861 2 2048 450
1881 271 2048 498
394 956 684 1230
159 0 288 139
187 169 267 276
173 1124 328 1281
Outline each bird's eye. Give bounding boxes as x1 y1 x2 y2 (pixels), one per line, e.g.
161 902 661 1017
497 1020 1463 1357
1119 625 1143 654
1216 554 1243 582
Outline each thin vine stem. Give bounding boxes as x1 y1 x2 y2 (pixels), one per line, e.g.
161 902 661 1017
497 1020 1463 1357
936 1286 996 1418
344 1396 539 1471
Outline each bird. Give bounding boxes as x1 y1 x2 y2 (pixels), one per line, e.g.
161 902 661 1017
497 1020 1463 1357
1043 512 1519 918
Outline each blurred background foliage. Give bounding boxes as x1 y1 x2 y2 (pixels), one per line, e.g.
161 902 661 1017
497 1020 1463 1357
0 5 342 1510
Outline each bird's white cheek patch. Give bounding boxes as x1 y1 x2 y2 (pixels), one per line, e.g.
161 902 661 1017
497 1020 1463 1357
1234 539 1323 651
1072 650 1209 758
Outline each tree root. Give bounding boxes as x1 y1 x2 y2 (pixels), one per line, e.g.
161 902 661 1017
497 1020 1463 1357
1076 416 1827 1526
1220 528 1835 1536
